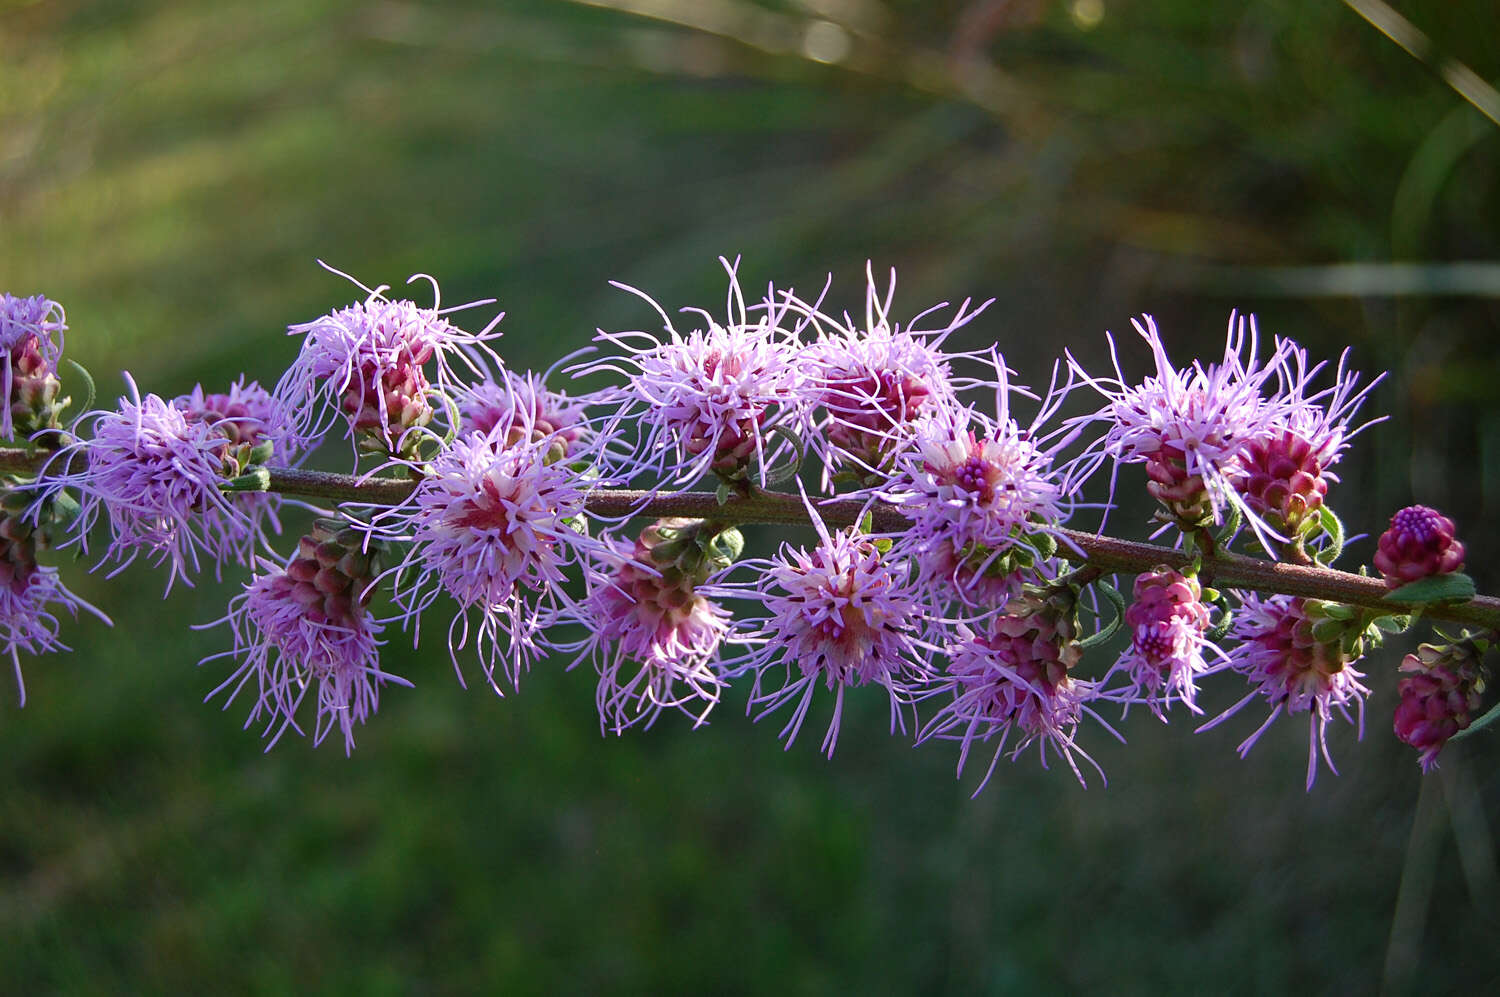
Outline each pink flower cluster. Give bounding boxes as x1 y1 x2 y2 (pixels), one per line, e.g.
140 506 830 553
0 262 1488 788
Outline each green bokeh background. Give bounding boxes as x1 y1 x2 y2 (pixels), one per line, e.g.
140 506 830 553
3 1 1499 992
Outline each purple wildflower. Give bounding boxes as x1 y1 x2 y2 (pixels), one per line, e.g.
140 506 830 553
174 377 298 564
920 587 1107 791
568 520 731 734
798 265 977 483
582 258 809 486
0 293 67 440
1232 344 1381 546
175 377 296 457
458 368 592 464
883 355 1073 610
724 504 932 758
1200 594 1372 789
0 497 111 705
365 415 604 692
47 373 253 590
1105 565 1220 717
276 267 503 458
201 520 407 754
1070 313 1291 541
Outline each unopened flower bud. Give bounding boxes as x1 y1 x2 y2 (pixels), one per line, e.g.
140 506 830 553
1144 444 1214 528
1373 505 1465 589
1393 638 1488 771
1119 565 1215 714
1234 429 1328 537
0 293 68 441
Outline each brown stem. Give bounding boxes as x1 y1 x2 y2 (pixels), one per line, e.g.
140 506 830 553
3 447 1496 630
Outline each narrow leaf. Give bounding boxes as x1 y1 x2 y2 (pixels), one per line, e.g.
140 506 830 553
1450 700 1500 743
1382 573 1477 605
1077 580 1126 650
220 469 272 492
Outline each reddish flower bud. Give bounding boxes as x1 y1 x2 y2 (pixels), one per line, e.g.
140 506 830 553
1393 640 1488 771
0 293 68 440
1144 444 1214 528
1234 429 1329 537
1118 565 1216 714
1372 505 1465 589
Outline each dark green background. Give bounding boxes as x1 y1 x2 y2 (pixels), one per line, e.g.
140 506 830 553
3 1 1498 993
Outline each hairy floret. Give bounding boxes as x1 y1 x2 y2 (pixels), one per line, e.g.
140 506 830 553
43 374 255 590
1201 594 1373 790
564 520 732 734
365 417 606 691
723 508 932 758
276 267 502 458
201 523 407 754
581 258 810 485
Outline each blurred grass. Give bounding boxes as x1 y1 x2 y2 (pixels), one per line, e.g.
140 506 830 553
3 0 1500 993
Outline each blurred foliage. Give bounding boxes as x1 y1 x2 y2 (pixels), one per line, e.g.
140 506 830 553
2 0 1499 993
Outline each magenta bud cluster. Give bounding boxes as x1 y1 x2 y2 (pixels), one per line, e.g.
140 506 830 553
1393 639 1488 772
1373 504 1466 589
0 261 1492 789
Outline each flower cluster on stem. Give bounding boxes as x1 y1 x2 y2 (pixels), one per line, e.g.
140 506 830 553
0 262 1494 791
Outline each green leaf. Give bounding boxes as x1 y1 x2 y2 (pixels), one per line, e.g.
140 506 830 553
1382 573 1477 605
1214 504 1243 548
762 426 804 486
1450 699 1500 743
64 359 96 416
1313 506 1345 566
220 468 271 492
1077 580 1126 651
1031 531 1058 558
709 527 744 565
1374 614 1411 635
433 389 462 448
715 482 732 506
1205 592 1235 643
50 490 82 523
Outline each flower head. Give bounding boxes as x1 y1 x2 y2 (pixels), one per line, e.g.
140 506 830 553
458 368 592 465
568 519 732 734
174 377 298 562
276 268 502 458
583 259 808 485
366 416 604 691
0 492 111 705
1071 313 1290 537
883 355 1072 610
201 520 407 754
175 377 297 458
920 586 1105 790
1107 566 1220 717
1231 344 1381 545
0 293 68 440
49 373 254 590
798 265 976 482
724 506 931 757
1201 594 1375 789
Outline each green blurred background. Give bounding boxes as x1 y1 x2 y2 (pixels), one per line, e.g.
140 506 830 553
3 0 1499 992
